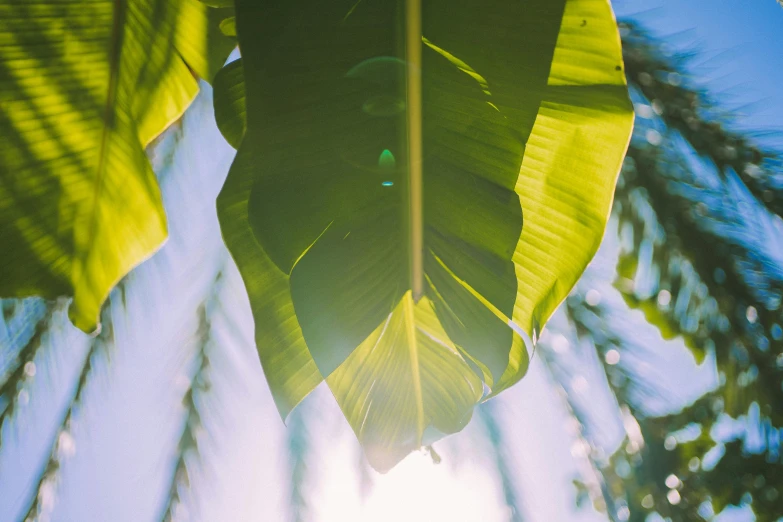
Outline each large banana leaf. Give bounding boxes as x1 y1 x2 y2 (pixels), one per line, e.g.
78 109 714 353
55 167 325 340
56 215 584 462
217 0 632 470
176 0 237 84
212 58 246 149
0 0 231 332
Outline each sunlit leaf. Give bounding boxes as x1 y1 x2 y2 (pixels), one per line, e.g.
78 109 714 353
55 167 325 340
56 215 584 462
217 0 632 469
176 0 237 83
327 292 483 471
0 0 227 332
219 16 237 37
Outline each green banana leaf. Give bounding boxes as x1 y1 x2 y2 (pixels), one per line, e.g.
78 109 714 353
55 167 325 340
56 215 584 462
0 0 232 332
176 1 237 83
219 16 237 37
217 0 632 471
213 58 246 149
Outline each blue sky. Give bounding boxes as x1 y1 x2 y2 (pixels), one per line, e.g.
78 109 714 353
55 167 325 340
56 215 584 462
613 0 783 148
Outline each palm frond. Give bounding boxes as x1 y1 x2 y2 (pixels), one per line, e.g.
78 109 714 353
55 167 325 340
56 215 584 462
159 276 222 522
22 299 116 522
476 402 527 522
535 22 783 522
287 400 312 522
620 20 783 218
1 301 51 452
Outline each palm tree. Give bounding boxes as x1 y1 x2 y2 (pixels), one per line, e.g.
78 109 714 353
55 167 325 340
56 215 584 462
542 21 783 521
1 18 781 522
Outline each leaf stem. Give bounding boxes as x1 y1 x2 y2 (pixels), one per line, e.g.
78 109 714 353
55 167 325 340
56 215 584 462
405 0 423 302
403 292 424 443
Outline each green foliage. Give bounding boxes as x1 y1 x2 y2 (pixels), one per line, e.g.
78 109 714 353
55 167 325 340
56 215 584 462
216 0 632 470
22 300 114 521
1 6 781 518
0 0 632 474
212 59 246 149
159 296 215 522
219 16 237 37
0 303 50 453
549 22 783 522
616 24 783 424
0 0 232 332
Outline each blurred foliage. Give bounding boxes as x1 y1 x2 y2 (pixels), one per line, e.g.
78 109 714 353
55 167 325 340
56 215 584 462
477 402 527 522
22 297 116 521
160 289 216 522
0 303 51 453
546 21 783 522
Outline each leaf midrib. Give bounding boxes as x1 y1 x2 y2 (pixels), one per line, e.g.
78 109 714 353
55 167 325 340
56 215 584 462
405 0 423 302
78 0 125 295
403 291 425 442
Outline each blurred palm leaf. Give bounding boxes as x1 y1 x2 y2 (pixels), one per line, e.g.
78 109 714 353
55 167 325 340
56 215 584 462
544 21 783 522
614 23 783 423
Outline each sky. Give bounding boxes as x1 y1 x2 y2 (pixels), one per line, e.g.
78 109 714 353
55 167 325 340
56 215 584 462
612 0 783 148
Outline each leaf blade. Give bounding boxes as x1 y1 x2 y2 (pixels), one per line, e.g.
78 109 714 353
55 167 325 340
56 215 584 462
327 292 483 472
212 58 246 149
0 0 219 331
219 0 633 469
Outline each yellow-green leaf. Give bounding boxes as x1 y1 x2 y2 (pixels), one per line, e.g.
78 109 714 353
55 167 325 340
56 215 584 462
176 0 237 83
327 291 482 472
219 16 237 37
0 0 222 331
499 0 635 392
217 0 632 470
